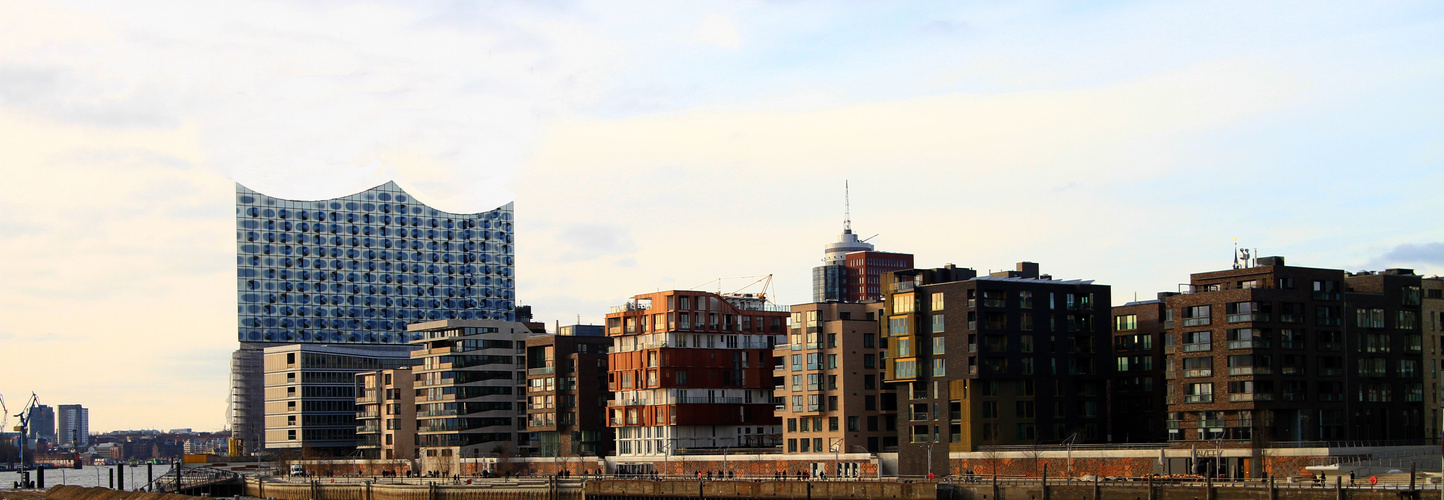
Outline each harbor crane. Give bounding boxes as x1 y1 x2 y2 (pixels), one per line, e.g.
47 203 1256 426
9 392 40 485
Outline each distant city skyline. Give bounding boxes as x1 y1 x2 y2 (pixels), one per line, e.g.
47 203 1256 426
0 1 1440 431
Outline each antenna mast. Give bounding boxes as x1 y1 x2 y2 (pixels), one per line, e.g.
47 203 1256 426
844 180 851 233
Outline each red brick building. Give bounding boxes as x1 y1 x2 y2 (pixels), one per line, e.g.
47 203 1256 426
604 290 789 457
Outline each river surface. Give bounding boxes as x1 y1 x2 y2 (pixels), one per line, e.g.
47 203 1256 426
0 465 177 490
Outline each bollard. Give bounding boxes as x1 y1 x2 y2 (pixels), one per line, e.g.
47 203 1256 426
148 463 154 492
37 467 45 490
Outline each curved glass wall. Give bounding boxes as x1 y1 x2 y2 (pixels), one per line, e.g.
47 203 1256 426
236 181 515 344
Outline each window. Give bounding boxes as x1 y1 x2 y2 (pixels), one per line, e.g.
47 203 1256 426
864 374 876 390
1182 305 1211 326
863 354 876 369
888 316 911 336
1019 291 1033 309
933 359 946 376
847 416 859 432
1185 383 1213 403
1115 314 1138 331
894 359 917 379
1398 310 1418 330
893 293 915 314
1356 308 1385 328
896 338 912 357
932 337 945 355
1183 331 1212 352
863 333 875 348
1183 357 1212 377
932 314 945 333
791 354 802 371
931 292 944 310
827 354 838 369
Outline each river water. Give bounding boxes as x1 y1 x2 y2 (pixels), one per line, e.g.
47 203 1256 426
0 465 178 490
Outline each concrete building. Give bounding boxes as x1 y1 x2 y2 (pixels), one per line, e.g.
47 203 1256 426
262 344 417 455
26 405 55 448
604 290 788 457
1162 257 1423 449
232 181 515 455
881 262 1113 476
524 329 613 457
1109 298 1169 443
355 367 416 460
407 319 537 474
773 301 895 461
1424 278 1444 442
56 405 88 448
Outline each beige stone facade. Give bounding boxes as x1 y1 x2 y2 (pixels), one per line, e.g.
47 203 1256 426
773 301 894 460
355 367 416 460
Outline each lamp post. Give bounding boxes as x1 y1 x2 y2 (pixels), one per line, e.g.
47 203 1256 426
830 439 842 479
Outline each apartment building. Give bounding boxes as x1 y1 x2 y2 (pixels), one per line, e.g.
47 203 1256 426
1424 278 1444 441
605 290 787 456
773 301 895 459
406 319 537 473
1109 297 1169 443
882 262 1112 476
262 344 417 454
355 367 416 460
524 329 613 457
1163 257 1423 446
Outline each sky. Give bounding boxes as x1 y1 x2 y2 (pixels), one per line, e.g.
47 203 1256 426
0 1 1441 432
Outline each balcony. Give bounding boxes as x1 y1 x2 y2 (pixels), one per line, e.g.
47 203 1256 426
1228 366 1272 375
1312 292 1341 301
1319 393 1343 402
1229 393 1273 402
1182 343 1212 353
806 342 821 350
357 424 381 434
1183 394 1213 403
1227 313 1270 323
677 396 746 404
1184 369 1212 378
357 410 379 419
607 398 647 407
1198 419 1225 428
1228 339 1270 349
528 366 555 376
1280 314 1304 324
910 412 930 421
1181 317 1211 327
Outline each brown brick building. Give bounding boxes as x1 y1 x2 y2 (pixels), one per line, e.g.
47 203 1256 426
1108 297 1169 443
1163 257 1423 446
882 262 1112 476
773 301 896 461
524 328 613 457
355 367 415 460
604 290 788 457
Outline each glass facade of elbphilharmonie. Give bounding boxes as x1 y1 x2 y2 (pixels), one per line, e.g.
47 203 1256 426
236 181 516 344
231 180 514 455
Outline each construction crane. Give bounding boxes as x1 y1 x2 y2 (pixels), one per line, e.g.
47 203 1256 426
691 274 776 304
12 393 39 472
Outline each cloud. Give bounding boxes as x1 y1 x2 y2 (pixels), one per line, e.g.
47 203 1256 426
1380 242 1444 266
696 13 742 49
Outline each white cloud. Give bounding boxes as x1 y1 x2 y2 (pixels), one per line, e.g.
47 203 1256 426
696 13 742 49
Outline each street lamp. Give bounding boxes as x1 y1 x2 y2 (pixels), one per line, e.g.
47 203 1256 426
830 439 842 480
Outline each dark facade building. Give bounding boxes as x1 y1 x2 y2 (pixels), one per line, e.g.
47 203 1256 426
26 405 55 448
1162 256 1423 445
1109 298 1169 443
525 329 613 457
882 262 1112 476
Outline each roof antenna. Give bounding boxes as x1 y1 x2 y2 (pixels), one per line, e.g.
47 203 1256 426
843 180 852 234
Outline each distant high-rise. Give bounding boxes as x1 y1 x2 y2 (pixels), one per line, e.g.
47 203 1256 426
812 182 912 302
231 181 515 455
26 405 55 447
56 404 88 448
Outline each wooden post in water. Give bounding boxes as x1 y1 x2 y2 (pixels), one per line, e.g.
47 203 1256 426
147 463 153 492
1410 463 1418 492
